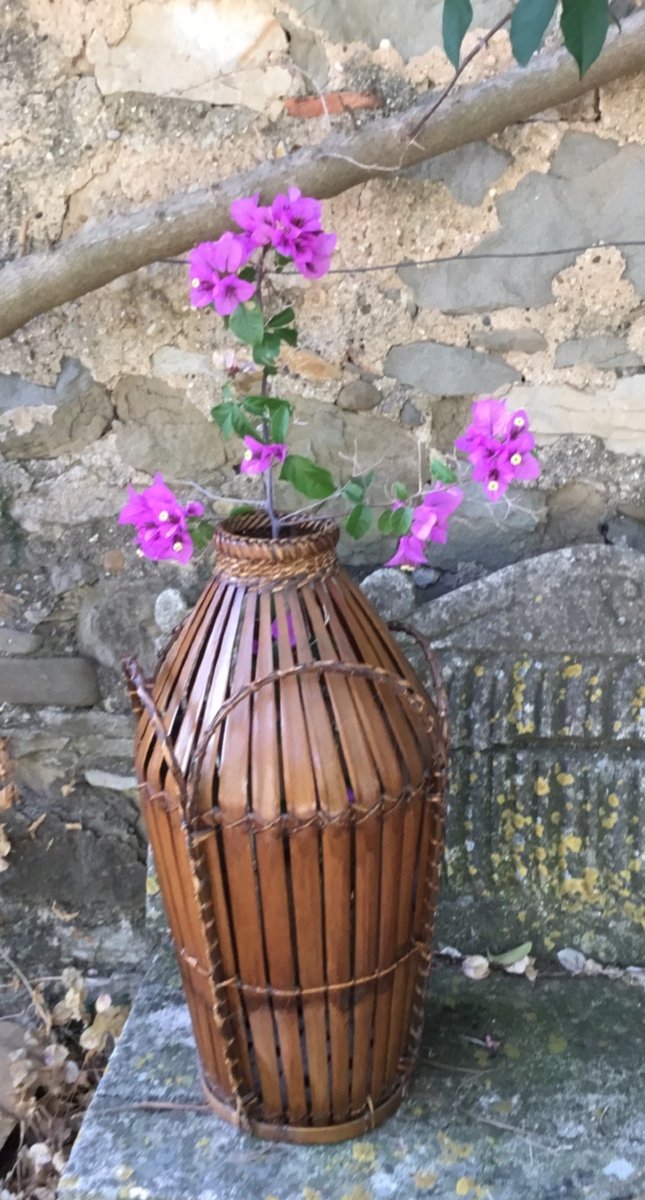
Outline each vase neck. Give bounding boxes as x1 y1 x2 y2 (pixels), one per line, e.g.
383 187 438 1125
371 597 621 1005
212 514 340 590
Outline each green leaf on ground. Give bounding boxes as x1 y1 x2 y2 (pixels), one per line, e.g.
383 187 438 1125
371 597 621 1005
488 941 533 967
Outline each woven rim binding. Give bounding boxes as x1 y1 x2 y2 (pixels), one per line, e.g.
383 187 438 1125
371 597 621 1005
212 512 339 588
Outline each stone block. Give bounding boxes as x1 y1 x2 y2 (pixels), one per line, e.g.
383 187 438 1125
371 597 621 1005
60 945 645 1200
406 140 511 206
336 380 381 412
0 657 99 707
511 377 645 454
360 567 415 621
286 0 508 59
113 376 226 481
385 341 520 395
0 360 114 460
87 0 292 111
555 335 642 370
0 629 42 655
409 545 645 959
470 328 547 354
401 136 645 314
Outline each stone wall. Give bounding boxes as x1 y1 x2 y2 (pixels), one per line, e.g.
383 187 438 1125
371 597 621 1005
1 0 645 967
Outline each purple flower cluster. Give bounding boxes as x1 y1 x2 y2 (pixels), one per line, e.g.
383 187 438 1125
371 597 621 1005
385 484 463 570
231 188 337 280
118 474 204 564
189 188 336 317
455 398 540 501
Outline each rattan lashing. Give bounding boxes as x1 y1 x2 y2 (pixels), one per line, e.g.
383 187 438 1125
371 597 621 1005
125 514 449 1143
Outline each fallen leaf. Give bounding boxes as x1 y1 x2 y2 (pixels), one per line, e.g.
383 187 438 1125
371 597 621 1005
462 955 490 981
80 1004 127 1056
52 969 86 1025
557 947 587 975
0 740 16 810
65 821 82 831
488 941 533 967
51 902 79 923
27 813 47 838
61 783 77 798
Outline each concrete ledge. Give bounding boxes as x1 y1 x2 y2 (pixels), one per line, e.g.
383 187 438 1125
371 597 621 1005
61 946 645 1200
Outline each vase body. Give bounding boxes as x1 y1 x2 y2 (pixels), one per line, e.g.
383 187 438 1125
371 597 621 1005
126 514 448 1143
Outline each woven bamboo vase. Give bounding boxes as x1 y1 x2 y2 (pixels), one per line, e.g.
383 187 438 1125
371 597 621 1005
125 513 448 1144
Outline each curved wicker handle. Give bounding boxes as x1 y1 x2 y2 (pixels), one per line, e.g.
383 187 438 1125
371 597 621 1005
186 658 442 821
123 656 188 804
387 621 450 750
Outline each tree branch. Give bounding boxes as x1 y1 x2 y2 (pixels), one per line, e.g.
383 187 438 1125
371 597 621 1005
1 11 645 341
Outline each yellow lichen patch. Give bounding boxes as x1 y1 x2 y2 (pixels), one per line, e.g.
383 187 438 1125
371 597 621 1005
535 847 547 862
518 909 527 922
340 1188 373 1200
474 665 485 677
502 1042 520 1060
589 675 599 685
561 834 582 855
413 1172 438 1191
602 812 618 830
352 1143 377 1166
455 1179 486 1199
629 858 642 872
534 777 550 797
608 793 620 808
550 811 561 825
437 1133 474 1163
614 720 622 732
469 772 478 783
534 594 543 604
556 772 574 787
538 864 549 881
563 663 582 678
590 688 602 702
146 874 160 895
548 1034 567 1053
534 821 544 838
496 793 507 805
516 720 536 734
303 1191 322 1200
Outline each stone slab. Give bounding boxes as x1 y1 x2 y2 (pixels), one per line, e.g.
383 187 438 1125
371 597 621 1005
384 341 520 396
407 545 645 960
287 0 508 60
0 656 99 707
61 946 645 1200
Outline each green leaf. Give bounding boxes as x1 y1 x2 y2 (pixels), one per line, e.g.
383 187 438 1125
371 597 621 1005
391 506 413 536
343 480 365 504
488 941 533 967
229 301 265 346
211 402 255 440
393 481 409 501
274 252 291 272
345 504 373 540
270 402 291 444
221 380 234 403
278 326 298 347
442 0 473 68
378 509 395 535
267 306 296 329
510 0 558 65
238 265 257 284
229 503 256 517
243 394 293 417
561 0 610 75
187 517 214 550
252 331 282 367
430 458 458 484
280 454 335 499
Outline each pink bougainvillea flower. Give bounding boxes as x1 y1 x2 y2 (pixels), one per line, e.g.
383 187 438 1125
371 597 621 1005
239 436 288 476
118 475 204 563
499 431 541 483
456 397 540 501
270 187 324 258
471 454 515 501
412 484 463 544
385 532 428 569
231 193 274 246
292 231 337 279
189 232 256 315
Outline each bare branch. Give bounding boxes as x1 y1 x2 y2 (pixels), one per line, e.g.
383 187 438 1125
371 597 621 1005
1 11 645 340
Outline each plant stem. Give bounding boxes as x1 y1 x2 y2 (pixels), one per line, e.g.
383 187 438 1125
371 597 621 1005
261 367 281 539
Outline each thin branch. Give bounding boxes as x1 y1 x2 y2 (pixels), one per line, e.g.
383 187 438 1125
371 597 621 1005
408 10 514 146
1 10 645 339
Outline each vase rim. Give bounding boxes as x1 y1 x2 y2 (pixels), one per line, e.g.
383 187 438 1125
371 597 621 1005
212 513 339 588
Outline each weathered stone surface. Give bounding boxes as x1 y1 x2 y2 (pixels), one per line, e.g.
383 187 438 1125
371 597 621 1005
287 0 508 59
401 136 645 313
154 588 189 634
407 140 511 206
471 328 547 354
360 567 415 621
113 376 225 480
151 347 213 379
0 629 42 655
385 341 520 395
0 657 99 707
420 479 546 571
606 514 645 554
400 397 423 426
513 377 645 454
336 379 381 412
78 577 159 674
413 565 441 588
87 0 291 111
555 335 642 370
84 768 138 792
409 545 645 958
0 360 114 459
544 480 608 547
61 946 645 1200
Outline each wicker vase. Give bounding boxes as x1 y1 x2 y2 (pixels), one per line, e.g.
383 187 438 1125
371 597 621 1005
125 513 448 1144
